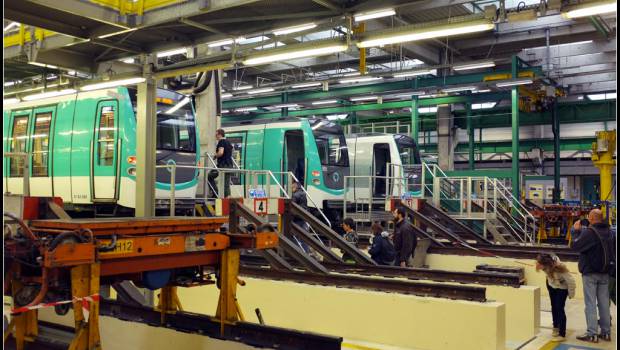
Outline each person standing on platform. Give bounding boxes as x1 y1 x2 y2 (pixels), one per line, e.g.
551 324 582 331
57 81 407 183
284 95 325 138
368 222 396 266
392 207 417 267
340 218 359 264
208 128 233 198
571 208 615 343
535 253 576 342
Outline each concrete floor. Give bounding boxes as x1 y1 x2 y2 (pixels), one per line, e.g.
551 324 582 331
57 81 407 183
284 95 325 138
521 297 617 350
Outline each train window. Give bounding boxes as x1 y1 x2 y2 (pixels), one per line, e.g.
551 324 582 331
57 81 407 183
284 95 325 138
98 106 116 166
156 114 196 152
31 112 52 177
9 115 29 177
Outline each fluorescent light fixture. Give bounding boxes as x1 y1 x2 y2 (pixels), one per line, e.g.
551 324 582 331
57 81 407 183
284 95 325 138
121 58 135 64
273 23 317 36
4 22 19 32
587 92 616 101
394 69 435 78
235 107 258 112
354 8 396 22
342 72 361 77
243 41 347 66
420 94 438 99
391 92 426 99
81 77 146 91
221 109 230 113
208 37 246 47
273 104 300 108
312 99 339 105
4 80 22 87
472 102 496 110
233 85 253 91
339 76 382 84
441 86 476 93
4 98 21 105
326 114 348 120
221 93 233 98
474 89 491 93
577 95 584 100
97 28 138 39
28 62 58 69
418 107 438 113
166 97 191 114
350 95 378 102
357 20 494 48
495 79 533 87
453 60 495 71
292 82 322 88
565 1 617 18
157 48 187 58
23 89 76 101
247 87 275 94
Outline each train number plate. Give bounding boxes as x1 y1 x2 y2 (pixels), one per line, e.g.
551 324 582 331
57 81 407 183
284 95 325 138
100 239 134 255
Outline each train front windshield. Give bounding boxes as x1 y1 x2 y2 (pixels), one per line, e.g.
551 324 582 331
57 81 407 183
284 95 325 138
394 134 421 165
157 94 196 153
310 119 349 167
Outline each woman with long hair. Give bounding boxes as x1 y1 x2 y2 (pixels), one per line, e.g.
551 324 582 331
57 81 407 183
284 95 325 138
536 253 577 342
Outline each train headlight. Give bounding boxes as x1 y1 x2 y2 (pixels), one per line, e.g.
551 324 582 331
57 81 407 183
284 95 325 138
312 179 321 185
127 156 136 165
127 167 136 176
311 170 320 177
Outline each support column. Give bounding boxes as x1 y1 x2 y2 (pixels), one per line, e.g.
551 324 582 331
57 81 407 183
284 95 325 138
135 57 157 217
437 104 454 171
552 99 561 202
411 96 419 144
511 57 521 200
281 92 289 117
466 101 474 170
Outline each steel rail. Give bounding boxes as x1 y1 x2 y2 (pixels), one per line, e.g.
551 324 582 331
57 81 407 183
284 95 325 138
239 266 487 302
427 245 579 261
241 255 522 288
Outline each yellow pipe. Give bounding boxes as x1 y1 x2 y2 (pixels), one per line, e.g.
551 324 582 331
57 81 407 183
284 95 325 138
592 130 616 223
483 71 535 81
354 23 366 75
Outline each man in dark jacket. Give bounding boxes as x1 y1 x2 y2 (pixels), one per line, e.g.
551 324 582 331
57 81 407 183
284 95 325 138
571 209 614 342
368 222 396 265
392 207 417 267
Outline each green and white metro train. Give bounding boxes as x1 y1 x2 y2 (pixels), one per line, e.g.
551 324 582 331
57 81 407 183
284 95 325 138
346 133 422 198
223 117 350 221
3 87 199 215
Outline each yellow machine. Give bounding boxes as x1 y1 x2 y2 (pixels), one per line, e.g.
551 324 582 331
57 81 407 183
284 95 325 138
592 130 616 224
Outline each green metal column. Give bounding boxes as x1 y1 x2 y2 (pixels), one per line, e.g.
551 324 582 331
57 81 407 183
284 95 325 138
511 57 520 200
552 99 561 202
466 101 474 170
411 96 419 143
135 63 157 217
282 92 289 117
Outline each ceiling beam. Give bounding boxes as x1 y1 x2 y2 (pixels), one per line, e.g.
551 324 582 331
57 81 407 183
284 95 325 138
311 0 341 13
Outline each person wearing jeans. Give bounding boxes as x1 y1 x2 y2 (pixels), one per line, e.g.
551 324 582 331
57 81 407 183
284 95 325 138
571 209 614 343
536 253 576 342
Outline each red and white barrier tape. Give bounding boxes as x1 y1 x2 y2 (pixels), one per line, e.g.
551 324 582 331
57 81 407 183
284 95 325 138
11 294 100 321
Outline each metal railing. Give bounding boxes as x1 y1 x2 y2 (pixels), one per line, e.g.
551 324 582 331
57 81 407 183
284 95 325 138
343 174 415 223
156 164 289 216
418 162 535 243
347 121 410 135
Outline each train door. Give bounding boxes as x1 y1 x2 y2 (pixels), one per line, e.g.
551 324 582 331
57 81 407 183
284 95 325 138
372 143 390 197
284 130 305 186
227 132 246 194
6 110 31 194
91 100 119 201
28 106 55 197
